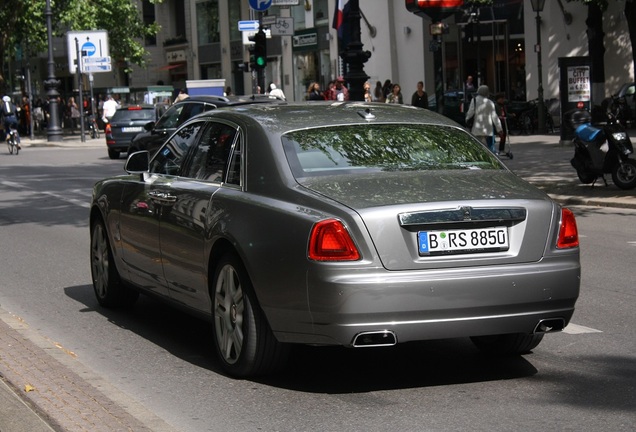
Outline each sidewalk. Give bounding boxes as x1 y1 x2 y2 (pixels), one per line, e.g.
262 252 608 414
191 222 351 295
2 129 636 432
503 131 636 209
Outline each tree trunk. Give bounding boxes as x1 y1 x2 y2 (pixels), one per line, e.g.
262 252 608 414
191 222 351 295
626 0 636 77
586 3 605 105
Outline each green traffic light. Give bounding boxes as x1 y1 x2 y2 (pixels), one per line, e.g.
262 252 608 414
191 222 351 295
256 57 266 67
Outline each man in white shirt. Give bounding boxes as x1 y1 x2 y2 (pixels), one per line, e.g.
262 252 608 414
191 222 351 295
268 83 286 100
102 95 119 122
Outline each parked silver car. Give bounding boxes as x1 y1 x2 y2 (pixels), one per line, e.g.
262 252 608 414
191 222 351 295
90 102 581 377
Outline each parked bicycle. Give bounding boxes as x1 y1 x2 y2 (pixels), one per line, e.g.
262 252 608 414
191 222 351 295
507 99 555 135
86 114 100 139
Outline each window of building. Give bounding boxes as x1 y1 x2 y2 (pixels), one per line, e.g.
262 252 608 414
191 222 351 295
291 4 306 30
228 1 242 41
200 64 222 79
143 0 156 46
174 0 186 40
197 0 220 45
314 0 329 27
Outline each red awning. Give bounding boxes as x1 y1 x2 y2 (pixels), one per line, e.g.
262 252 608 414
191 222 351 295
158 63 185 71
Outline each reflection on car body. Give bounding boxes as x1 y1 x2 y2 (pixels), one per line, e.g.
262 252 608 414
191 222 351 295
90 102 580 377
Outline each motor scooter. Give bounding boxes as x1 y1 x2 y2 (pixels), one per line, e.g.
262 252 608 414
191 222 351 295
570 110 636 190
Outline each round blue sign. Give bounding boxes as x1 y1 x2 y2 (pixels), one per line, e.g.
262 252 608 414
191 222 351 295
248 0 272 12
81 41 97 56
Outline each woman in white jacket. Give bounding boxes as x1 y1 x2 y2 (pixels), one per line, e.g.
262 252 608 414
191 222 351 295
465 85 503 153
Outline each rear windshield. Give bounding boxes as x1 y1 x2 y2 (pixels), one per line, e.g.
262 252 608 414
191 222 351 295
112 108 155 122
282 124 502 178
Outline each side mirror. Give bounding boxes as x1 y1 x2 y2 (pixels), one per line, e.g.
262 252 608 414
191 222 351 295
125 150 150 174
144 121 156 132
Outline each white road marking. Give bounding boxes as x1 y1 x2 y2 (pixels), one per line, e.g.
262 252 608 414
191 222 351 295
562 323 603 334
0 180 91 209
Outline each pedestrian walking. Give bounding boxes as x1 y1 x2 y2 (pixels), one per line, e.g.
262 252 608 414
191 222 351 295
465 85 503 152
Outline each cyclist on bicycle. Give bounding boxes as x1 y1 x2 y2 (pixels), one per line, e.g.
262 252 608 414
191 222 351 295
1 95 20 149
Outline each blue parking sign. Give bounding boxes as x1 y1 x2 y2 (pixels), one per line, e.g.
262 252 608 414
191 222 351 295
249 0 272 11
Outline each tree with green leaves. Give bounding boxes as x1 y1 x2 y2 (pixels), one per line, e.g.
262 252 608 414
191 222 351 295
1 0 161 93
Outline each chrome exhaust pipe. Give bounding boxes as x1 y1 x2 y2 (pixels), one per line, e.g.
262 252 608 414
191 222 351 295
534 318 566 334
352 330 397 347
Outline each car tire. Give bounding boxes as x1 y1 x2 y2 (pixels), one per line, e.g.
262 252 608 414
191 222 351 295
470 333 544 355
611 159 636 190
90 219 139 308
108 149 120 159
211 253 289 377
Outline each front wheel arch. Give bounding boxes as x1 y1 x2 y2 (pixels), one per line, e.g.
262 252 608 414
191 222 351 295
210 252 289 377
90 215 139 308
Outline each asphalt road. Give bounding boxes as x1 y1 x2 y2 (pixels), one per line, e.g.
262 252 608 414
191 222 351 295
1 146 635 432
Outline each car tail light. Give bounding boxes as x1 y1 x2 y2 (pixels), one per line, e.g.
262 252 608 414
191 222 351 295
557 208 579 249
104 123 112 135
308 219 361 261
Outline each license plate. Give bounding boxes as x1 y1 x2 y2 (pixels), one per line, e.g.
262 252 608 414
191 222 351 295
418 227 508 255
122 127 143 133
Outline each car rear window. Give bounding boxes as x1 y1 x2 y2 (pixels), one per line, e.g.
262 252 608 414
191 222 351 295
112 108 156 122
282 124 502 178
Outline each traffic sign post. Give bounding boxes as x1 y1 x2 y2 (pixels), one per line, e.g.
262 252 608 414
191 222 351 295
67 30 110 74
248 0 272 11
83 64 112 72
83 56 111 64
238 20 260 31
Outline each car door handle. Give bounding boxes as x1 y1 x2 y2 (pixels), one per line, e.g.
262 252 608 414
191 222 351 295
148 190 177 205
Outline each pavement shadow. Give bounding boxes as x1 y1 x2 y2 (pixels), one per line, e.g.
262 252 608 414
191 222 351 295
64 284 539 394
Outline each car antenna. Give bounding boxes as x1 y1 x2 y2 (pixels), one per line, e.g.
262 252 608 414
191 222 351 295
357 108 376 121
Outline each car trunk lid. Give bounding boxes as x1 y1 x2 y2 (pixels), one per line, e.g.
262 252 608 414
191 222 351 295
300 170 555 270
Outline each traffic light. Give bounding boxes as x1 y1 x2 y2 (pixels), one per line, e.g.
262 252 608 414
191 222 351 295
238 61 250 73
248 29 267 70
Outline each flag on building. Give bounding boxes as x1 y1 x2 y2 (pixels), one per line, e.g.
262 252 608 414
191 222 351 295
332 0 349 40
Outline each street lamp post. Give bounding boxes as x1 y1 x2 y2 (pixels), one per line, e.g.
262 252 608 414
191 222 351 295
44 0 63 142
531 0 547 134
342 0 371 101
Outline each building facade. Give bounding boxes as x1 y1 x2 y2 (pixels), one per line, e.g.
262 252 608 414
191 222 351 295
17 0 636 107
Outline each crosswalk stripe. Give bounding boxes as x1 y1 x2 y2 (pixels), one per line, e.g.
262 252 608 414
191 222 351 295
562 323 603 334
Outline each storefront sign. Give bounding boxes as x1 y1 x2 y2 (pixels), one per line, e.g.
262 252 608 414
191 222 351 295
166 50 187 63
293 29 317 51
567 66 591 102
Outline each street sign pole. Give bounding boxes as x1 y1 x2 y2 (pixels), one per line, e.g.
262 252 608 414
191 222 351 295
74 38 86 142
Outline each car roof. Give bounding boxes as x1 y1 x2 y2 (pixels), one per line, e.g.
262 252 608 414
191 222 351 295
190 101 460 135
174 94 284 108
117 104 155 110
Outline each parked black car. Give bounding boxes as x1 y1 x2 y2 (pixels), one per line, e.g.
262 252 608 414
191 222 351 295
105 104 157 159
128 95 284 156
427 91 467 125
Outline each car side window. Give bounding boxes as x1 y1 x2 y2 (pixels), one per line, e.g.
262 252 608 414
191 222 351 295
155 104 184 129
184 122 238 183
188 103 205 119
150 121 204 176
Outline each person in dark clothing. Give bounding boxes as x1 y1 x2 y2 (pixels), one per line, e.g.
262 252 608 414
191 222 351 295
1 95 21 148
495 92 511 155
411 81 429 109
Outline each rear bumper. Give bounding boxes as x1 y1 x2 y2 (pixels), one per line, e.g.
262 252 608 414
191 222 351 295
269 256 580 346
106 140 132 152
